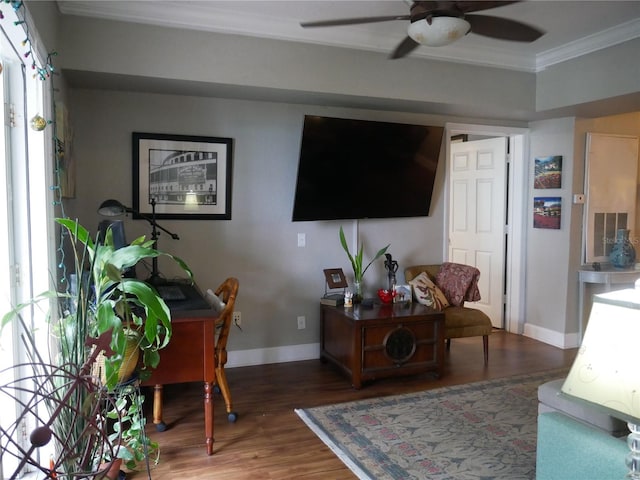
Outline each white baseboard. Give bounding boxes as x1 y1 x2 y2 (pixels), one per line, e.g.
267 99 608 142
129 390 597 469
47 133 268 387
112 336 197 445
522 323 580 349
226 327 579 369
226 342 320 368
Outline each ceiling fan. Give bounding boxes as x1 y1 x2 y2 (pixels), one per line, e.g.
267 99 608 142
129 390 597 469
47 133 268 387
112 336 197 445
300 1 545 59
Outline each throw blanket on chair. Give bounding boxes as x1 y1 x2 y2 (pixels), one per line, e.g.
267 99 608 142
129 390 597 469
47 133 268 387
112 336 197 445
435 262 481 306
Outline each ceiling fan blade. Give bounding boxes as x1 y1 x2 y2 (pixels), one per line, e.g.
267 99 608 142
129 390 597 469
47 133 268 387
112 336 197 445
301 15 410 28
448 1 521 14
466 14 544 42
389 35 420 59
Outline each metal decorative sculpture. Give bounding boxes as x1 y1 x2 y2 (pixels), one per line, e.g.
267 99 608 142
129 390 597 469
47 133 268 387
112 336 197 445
384 253 399 291
0 330 119 479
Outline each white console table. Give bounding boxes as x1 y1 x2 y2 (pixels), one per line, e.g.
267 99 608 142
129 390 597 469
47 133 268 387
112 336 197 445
578 267 640 340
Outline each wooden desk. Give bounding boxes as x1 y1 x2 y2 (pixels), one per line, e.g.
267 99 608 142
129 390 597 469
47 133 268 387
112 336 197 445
578 267 640 341
320 302 444 388
142 308 217 455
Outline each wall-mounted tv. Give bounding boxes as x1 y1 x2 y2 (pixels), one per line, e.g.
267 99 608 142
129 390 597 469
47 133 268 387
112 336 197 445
292 115 444 222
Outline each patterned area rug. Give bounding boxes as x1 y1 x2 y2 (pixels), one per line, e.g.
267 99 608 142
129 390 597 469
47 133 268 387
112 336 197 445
295 369 567 480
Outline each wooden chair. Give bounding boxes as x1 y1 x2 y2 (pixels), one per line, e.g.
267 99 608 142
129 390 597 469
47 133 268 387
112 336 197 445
405 265 491 365
209 277 239 422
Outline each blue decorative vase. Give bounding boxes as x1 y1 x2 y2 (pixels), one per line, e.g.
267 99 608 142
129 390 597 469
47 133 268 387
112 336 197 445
610 229 636 269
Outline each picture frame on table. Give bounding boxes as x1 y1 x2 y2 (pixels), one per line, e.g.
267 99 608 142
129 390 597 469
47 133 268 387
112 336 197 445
323 268 348 289
393 284 412 304
132 132 233 220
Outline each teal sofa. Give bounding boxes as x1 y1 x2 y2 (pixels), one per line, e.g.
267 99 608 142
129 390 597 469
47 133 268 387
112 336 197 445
536 412 627 480
536 378 629 480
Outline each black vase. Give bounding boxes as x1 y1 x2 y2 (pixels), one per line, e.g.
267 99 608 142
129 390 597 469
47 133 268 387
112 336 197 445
609 229 636 269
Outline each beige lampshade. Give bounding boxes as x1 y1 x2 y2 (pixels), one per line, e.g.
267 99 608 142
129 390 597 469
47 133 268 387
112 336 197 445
561 288 640 424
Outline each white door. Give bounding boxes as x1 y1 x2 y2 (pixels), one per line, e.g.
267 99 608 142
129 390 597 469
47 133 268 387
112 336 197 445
449 137 507 328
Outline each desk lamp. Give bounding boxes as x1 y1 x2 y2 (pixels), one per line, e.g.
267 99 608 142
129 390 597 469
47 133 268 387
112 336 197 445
96 219 127 249
560 284 640 478
97 198 180 285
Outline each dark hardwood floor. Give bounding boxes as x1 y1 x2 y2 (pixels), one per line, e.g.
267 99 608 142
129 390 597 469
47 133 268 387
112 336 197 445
136 331 577 479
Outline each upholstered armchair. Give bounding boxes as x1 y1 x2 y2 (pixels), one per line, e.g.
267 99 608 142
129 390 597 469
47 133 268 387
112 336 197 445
404 264 492 365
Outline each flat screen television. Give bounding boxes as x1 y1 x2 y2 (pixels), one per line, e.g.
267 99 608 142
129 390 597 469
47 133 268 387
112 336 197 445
292 115 444 221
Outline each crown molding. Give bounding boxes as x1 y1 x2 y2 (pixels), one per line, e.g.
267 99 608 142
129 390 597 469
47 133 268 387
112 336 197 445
57 1 640 73
535 17 640 71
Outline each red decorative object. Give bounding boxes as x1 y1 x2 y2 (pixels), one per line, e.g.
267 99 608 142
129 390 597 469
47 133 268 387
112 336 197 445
377 288 396 304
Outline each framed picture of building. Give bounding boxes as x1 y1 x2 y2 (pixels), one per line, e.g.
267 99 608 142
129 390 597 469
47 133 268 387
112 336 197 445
133 132 233 220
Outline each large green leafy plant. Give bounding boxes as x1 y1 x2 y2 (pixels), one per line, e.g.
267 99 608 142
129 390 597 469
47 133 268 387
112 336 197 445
339 226 389 285
2 218 193 474
56 217 192 389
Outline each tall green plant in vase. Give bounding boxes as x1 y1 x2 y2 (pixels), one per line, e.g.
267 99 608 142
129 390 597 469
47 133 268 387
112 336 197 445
2 218 193 477
58 218 192 389
339 226 389 303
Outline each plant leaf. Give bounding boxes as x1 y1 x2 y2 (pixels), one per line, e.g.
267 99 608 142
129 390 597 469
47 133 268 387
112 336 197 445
56 218 95 251
121 280 172 347
362 243 391 277
339 226 358 278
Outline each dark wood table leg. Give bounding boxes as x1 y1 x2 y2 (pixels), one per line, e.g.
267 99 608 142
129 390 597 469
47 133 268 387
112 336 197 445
204 381 214 455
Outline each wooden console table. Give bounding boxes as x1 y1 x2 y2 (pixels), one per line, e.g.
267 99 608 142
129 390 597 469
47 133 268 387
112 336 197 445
578 267 640 341
320 302 444 388
142 307 217 455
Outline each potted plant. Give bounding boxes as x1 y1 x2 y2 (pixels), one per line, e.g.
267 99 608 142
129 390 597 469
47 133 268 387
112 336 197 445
104 381 157 473
339 226 389 302
2 218 192 477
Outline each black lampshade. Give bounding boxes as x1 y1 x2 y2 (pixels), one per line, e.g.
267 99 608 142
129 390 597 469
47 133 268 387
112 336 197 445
97 199 129 217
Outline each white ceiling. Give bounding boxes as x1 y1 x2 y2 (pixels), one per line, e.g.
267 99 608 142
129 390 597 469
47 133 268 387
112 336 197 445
57 0 640 72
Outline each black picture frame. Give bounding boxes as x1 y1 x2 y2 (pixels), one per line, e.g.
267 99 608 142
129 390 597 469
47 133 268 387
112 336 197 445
132 132 233 220
323 268 348 289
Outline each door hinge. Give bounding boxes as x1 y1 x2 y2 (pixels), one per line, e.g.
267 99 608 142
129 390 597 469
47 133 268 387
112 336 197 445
13 263 21 287
5 103 16 127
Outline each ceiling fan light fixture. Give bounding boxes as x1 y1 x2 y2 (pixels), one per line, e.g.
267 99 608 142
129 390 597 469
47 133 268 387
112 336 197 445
408 16 470 47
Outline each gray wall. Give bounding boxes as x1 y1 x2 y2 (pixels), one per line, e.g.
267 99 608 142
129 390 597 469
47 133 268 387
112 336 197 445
65 89 452 358
536 39 640 112
524 117 577 346
24 1 640 361
56 14 536 122
525 113 640 347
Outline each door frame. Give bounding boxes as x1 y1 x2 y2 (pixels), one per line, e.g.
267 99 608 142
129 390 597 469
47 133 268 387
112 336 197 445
445 123 530 334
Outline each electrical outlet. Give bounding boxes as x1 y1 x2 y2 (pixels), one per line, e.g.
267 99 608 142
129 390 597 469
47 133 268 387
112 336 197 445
233 311 241 327
297 315 306 329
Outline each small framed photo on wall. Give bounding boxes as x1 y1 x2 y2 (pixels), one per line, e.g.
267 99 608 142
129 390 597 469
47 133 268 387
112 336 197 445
533 197 562 229
534 155 562 189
